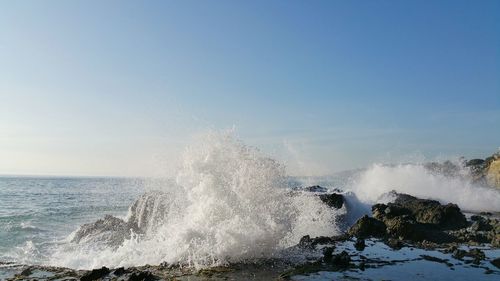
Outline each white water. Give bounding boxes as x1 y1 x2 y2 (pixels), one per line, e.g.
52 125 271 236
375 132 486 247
44 133 500 269
50 132 342 269
350 163 500 212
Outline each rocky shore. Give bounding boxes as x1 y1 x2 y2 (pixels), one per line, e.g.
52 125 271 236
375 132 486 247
3 186 500 281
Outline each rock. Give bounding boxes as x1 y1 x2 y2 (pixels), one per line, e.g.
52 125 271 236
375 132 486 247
424 161 461 177
470 218 493 232
304 185 328 192
348 215 387 239
486 158 500 189
466 159 486 167
80 267 110 281
114 267 127 276
72 215 135 247
354 238 366 251
385 238 404 250
128 271 157 281
298 234 349 248
322 247 334 261
330 251 351 268
392 193 467 230
491 258 500 269
128 190 175 233
318 193 344 209
20 267 32 276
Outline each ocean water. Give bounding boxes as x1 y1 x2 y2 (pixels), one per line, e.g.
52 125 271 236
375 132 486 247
0 177 144 264
0 132 499 273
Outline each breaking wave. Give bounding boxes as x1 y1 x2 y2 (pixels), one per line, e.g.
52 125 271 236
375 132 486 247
350 163 500 212
50 132 342 269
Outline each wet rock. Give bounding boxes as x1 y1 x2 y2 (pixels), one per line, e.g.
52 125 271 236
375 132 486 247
322 247 334 261
491 258 500 269
391 193 467 230
466 159 486 167
385 238 404 250
72 215 135 247
20 267 32 276
128 271 157 281
318 193 344 209
330 251 351 268
113 267 127 276
420 255 453 267
348 215 386 239
299 234 349 248
80 266 110 281
384 216 455 243
354 238 365 251
304 185 328 192
298 235 313 248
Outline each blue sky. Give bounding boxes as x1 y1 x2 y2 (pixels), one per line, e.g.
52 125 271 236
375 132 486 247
0 0 499 176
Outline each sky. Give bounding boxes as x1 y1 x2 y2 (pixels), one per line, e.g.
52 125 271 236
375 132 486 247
0 0 499 177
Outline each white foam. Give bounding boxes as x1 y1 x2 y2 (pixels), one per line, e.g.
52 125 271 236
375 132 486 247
350 163 500 212
50 132 341 269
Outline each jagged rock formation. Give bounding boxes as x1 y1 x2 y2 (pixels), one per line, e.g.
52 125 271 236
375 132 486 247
349 192 499 245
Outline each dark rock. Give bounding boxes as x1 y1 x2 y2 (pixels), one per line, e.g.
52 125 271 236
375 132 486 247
392 193 467 230
20 267 32 276
113 267 127 276
298 235 313 248
491 258 500 269
385 238 404 250
304 185 328 193
420 255 453 267
319 193 344 209
359 261 366 271
299 234 349 248
128 271 157 281
349 215 386 239
469 216 493 232
466 159 485 167
354 238 365 251
80 267 110 281
330 251 351 268
322 247 334 261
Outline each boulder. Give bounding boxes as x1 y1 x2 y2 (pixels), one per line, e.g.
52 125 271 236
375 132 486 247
72 215 136 247
318 193 344 209
376 192 467 230
80 267 110 281
348 215 386 238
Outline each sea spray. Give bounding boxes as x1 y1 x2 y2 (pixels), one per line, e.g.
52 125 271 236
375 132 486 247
50 132 342 269
350 163 500 212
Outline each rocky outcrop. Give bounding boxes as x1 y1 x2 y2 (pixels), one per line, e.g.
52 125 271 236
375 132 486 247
348 215 386 238
464 152 500 189
373 192 467 230
72 190 174 247
349 192 498 246
72 215 136 247
318 193 344 209
486 157 500 188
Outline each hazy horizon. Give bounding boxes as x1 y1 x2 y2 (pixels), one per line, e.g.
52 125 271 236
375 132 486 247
1 0 499 177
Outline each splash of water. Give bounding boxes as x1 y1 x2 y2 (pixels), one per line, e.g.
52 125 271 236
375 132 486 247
50 132 341 269
350 163 500 212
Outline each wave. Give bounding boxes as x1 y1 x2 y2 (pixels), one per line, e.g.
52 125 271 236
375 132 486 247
349 163 500 212
49 132 342 269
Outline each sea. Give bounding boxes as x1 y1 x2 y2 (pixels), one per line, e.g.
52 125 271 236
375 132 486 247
1 133 499 280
